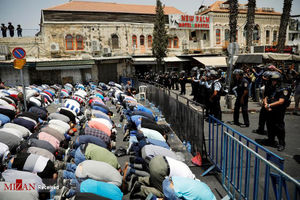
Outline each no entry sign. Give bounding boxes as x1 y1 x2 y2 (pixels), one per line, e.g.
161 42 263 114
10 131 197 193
12 47 26 59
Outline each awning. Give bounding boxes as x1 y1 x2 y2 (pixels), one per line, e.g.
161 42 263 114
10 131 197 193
236 53 300 62
193 56 227 67
262 53 293 61
132 57 156 65
293 54 300 61
132 57 190 65
36 59 95 67
36 65 92 71
163 57 190 62
236 54 263 64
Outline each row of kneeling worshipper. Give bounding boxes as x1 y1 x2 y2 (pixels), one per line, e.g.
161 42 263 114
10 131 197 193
0 82 122 200
0 80 216 200
109 81 216 200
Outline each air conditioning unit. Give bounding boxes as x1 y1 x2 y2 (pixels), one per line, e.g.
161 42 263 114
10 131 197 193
0 45 9 55
50 43 59 52
103 47 112 57
91 40 101 52
0 55 6 61
103 47 111 54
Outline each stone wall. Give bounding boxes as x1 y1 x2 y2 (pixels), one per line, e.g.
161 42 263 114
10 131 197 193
0 37 44 58
41 22 188 58
0 67 30 87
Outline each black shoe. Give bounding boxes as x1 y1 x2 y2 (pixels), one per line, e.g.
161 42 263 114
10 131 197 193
129 157 135 164
130 182 141 199
277 145 285 152
233 122 241 126
255 139 278 148
120 115 124 122
128 175 138 192
252 129 266 135
63 179 72 189
240 124 249 128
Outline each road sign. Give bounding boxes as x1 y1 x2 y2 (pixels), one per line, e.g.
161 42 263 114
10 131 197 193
12 47 26 59
13 59 26 69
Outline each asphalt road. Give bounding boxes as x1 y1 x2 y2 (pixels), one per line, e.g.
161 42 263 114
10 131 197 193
220 112 300 179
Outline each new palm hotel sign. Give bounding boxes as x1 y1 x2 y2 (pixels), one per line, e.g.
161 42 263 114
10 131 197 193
169 15 210 30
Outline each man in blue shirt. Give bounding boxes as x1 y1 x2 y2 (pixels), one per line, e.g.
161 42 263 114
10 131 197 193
162 176 216 200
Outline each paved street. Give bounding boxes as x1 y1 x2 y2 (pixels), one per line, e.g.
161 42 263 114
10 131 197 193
168 83 300 179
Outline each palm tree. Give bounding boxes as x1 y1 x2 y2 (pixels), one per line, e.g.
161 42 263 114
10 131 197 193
226 0 239 88
246 0 256 52
277 0 293 52
229 0 238 42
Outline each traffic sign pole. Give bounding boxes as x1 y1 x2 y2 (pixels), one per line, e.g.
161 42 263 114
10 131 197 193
20 68 27 111
12 47 27 112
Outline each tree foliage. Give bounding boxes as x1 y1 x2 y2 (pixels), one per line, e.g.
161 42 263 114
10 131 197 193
152 0 168 71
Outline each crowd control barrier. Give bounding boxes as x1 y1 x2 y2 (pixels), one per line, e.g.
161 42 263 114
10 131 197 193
207 115 300 200
136 81 205 155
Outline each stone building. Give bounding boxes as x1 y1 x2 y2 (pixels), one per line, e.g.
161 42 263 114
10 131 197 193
1 1 192 85
196 1 282 53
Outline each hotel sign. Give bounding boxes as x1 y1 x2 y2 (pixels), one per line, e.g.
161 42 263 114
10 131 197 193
169 15 210 30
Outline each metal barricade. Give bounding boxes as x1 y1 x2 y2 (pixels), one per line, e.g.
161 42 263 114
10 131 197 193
136 81 205 155
203 115 284 176
204 115 300 199
222 131 300 200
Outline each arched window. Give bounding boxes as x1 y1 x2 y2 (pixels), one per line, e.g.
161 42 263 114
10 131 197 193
140 35 145 46
216 29 221 44
147 35 152 48
112 34 119 49
65 34 73 50
76 35 84 50
168 38 172 48
132 35 137 48
266 30 270 44
173 36 179 48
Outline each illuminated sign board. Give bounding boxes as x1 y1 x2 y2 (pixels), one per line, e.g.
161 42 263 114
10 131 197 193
169 14 210 30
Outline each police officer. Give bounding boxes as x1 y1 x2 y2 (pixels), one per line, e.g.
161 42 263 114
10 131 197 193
204 72 212 118
179 71 187 95
208 70 222 120
197 69 206 104
256 71 291 151
190 67 198 98
232 69 250 127
191 67 200 101
252 70 272 135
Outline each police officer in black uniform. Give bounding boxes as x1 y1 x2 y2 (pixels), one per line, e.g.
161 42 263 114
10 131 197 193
179 71 187 95
256 71 291 151
232 69 250 127
252 70 273 135
208 70 222 120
